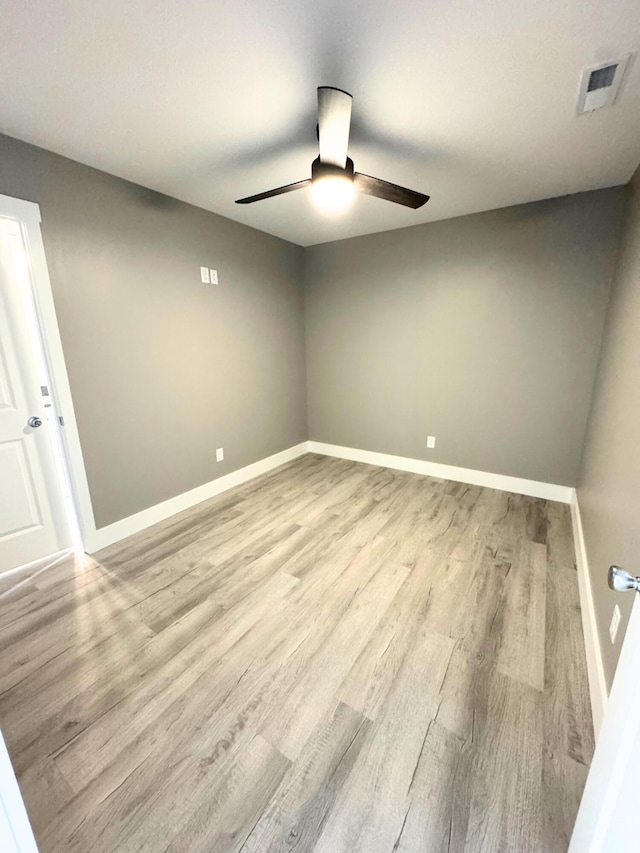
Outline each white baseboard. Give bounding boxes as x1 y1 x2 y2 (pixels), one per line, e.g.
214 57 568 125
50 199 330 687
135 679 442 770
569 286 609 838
85 442 309 553
308 441 573 503
570 489 608 737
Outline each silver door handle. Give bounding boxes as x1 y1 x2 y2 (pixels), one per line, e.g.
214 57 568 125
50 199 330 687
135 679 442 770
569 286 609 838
608 566 640 593
27 417 43 428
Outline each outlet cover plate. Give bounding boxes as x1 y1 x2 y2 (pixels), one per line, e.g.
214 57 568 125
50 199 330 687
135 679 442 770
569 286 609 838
216 447 224 462
427 435 436 449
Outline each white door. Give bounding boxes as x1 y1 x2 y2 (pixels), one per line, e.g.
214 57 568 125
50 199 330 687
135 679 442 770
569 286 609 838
0 220 71 573
0 730 39 852
570 577 640 852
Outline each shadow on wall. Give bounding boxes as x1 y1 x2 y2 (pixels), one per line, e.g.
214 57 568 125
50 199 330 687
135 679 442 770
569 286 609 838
124 185 183 211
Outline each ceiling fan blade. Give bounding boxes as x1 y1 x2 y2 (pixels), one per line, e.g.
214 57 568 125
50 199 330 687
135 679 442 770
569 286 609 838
354 173 429 209
235 179 311 204
317 87 352 168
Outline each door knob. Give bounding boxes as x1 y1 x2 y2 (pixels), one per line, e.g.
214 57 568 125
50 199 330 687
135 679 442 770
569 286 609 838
608 566 640 593
27 416 43 428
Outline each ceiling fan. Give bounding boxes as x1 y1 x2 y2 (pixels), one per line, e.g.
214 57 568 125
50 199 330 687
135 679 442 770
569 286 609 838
235 87 429 214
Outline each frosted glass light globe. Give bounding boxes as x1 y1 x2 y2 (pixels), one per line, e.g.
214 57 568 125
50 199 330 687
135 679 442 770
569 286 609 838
311 176 355 214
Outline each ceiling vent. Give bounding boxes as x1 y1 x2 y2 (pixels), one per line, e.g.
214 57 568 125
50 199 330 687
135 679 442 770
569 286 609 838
577 55 631 114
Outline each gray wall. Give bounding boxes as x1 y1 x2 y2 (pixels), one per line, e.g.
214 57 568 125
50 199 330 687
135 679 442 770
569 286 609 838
0 133 307 528
304 189 627 485
0 127 631 590
578 169 640 689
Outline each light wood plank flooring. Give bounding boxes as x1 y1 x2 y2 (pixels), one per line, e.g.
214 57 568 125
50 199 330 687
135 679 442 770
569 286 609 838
0 454 593 852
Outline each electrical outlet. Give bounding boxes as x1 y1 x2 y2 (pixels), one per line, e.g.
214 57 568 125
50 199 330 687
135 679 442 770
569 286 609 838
200 266 210 284
216 447 224 462
210 269 218 285
609 604 621 644
427 435 436 449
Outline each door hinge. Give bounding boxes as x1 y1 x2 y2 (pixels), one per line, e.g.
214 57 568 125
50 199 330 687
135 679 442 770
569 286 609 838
58 415 65 426
41 385 50 396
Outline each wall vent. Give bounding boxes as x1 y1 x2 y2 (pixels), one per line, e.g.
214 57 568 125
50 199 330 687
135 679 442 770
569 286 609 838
577 56 631 114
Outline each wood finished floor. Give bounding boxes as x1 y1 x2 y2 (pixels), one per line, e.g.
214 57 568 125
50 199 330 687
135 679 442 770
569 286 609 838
0 454 593 852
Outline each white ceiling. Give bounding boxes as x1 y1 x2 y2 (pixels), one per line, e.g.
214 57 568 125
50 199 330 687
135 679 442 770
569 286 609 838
1 0 640 246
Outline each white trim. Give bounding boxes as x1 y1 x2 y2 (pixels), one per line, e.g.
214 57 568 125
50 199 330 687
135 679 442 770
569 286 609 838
0 729 39 852
85 442 309 553
308 441 573 503
0 194 96 549
0 195 43 225
570 489 609 736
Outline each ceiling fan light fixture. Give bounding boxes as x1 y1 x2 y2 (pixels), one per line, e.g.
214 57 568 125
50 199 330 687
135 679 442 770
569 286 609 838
310 156 355 215
311 174 355 214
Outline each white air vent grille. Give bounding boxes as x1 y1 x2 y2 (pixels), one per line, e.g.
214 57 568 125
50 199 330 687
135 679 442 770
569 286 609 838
587 64 618 92
578 56 631 114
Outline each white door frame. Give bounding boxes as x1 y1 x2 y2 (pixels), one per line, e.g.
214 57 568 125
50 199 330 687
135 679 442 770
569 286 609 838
0 193 96 554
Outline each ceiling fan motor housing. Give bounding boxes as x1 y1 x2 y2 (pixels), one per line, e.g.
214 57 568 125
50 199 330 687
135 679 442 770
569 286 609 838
312 156 355 183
